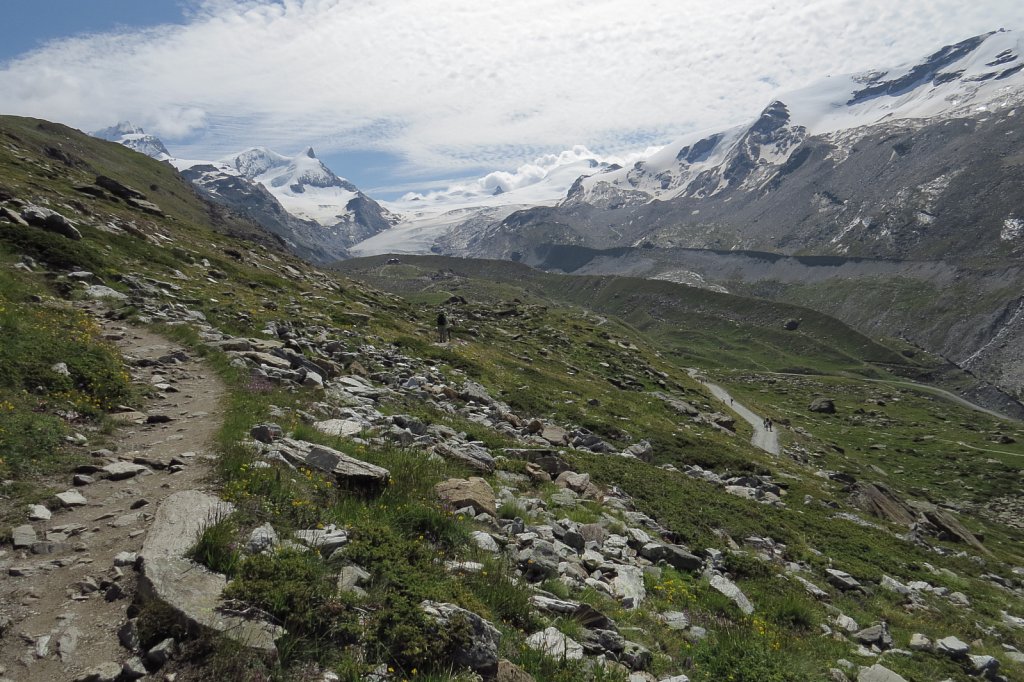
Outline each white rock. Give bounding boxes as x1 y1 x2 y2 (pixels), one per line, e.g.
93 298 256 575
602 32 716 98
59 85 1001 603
935 636 969 658
27 504 51 521
611 565 647 609
55 490 88 507
710 573 754 614
470 531 500 553
857 663 909 682
525 626 584 660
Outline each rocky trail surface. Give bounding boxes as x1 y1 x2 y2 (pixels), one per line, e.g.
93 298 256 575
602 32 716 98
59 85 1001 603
0 303 225 682
688 370 780 455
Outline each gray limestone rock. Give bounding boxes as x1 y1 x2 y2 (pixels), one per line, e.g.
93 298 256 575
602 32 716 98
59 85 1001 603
710 573 754 614
27 504 51 521
101 461 150 480
55 490 88 507
525 626 584 660
612 565 647 609
809 397 837 413
270 438 390 488
935 635 969 658
856 664 908 682
420 600 501 674
659 611 690 630
471 530 501 553
138 490 281 654
73 662 122 682
12 524 36 549
825 568 861 591
854 622 893 650
908 633 931 651
247 523 279 553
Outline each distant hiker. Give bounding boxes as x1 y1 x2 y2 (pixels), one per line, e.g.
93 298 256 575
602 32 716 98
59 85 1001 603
729 398 734 405
766 418 773 432
436 311 450 343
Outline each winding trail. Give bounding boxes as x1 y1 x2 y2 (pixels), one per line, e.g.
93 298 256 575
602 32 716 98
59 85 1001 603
688 369 780 455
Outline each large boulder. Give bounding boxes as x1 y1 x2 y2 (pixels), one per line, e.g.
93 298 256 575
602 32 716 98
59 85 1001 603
138 491 282 654
922 509 988 554
435 477 496 516
21 205 82 240
433 441 496 473
809 397 837 414
420 601 501 675
850 483 916 526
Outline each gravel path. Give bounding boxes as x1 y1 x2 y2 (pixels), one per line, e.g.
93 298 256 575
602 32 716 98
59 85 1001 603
0 304 226 681
689 369 780 455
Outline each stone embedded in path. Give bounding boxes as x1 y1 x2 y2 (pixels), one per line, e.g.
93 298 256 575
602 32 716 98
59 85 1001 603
435 477 496 517
55 490 88 507
709 573 754 614
12 524 37 549
27 504 51 521
102 461 150 480
73 661 122 682
138 490 281 654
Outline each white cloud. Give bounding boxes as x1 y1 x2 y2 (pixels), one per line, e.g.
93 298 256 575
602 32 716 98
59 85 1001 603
2 0 1023 180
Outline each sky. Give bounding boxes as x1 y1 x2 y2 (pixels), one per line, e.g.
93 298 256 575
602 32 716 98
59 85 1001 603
2 0 1024 199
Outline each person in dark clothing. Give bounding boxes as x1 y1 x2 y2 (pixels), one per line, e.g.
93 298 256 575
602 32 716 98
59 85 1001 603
436 311 450 343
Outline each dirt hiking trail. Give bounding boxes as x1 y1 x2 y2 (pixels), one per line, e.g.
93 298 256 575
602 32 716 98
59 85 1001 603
0 303 225 681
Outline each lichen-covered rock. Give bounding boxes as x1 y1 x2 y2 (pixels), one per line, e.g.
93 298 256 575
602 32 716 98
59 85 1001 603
420 601 501 674
435 477 496 516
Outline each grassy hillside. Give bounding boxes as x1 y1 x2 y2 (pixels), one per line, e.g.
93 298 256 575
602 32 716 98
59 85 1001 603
2 116 1023 682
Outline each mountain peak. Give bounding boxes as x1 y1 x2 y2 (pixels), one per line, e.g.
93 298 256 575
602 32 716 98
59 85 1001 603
92 121 170 159
93 120 145 141
304 147 317 159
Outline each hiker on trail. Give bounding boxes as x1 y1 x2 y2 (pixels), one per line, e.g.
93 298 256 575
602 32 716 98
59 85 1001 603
766 418 773 432
436 311 450 343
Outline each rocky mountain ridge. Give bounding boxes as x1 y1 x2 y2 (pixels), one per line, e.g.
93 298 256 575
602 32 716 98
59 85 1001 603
95 125 397 263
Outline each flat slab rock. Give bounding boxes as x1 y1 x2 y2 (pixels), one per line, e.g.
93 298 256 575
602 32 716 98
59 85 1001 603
139 490 282 653
268 438 390 488
857 664 909 682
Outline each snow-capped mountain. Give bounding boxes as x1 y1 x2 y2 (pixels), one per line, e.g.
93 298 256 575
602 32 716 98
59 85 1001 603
175 146 397 257
93 121 171 160
351 146 654 257
94 125 396 263
568 29 1024 207
453 29 1024 263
